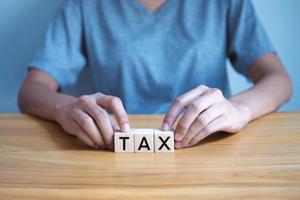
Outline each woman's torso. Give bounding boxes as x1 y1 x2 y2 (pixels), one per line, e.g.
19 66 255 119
81 0 230 113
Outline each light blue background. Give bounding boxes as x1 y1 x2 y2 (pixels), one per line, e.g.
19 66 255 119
0 0 299 112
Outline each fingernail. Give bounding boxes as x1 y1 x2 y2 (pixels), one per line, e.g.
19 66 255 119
175 132 183 141
162 122 169 130
122 123 130 132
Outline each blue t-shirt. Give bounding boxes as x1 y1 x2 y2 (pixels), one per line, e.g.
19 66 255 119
30 0 274 114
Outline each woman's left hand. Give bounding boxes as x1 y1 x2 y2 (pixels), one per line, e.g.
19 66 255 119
161 85 252 149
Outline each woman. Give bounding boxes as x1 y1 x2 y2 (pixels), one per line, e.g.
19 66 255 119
18 0 292 149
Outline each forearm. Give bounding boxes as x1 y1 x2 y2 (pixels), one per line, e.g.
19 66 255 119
18 81 77 121
229 72 292 121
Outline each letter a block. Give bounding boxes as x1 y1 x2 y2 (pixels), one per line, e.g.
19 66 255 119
154 129 175 152
114 130 134 152
134 129 154 152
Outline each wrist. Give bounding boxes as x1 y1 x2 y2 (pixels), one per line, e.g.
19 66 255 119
229 99 252 125
53 96 77 123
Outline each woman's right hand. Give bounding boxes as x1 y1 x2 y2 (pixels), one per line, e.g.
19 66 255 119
54 92 130 149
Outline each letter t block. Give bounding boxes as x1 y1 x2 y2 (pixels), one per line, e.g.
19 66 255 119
114 130 134 152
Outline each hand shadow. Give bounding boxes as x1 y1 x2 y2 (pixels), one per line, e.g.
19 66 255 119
190 131 237 148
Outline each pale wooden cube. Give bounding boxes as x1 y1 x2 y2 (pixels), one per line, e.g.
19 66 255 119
114 130 134 152
154 129 175 152
134 129 154 153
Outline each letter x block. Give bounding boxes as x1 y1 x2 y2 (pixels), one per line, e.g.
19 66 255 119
114 130 134 152
154 129 175 152
134 129 154 152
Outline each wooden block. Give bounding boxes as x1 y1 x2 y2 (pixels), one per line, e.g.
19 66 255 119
114 130 134 152
154 129 175 152
134 129 154 152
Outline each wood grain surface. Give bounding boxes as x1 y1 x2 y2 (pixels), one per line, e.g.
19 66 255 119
0 113 300 199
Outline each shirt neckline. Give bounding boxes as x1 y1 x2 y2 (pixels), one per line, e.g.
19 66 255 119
129 0 173 21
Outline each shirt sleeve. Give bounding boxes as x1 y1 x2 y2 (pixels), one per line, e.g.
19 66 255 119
227 0 275 77
29 0 86 87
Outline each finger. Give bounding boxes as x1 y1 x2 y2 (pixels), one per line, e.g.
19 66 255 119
73 125 97 148
71 109 105 148
162 85 209 131
66 120 97 148
180 103 224 147
78 95 119 148
188 115 227 147
79 101 115 148
86 107 114 148
95 94 130 132
109 115 120 131
174 89 222 142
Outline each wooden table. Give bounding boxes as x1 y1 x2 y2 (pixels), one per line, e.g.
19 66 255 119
0 113 300 199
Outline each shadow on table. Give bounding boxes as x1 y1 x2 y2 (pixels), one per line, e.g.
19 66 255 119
191 131 236 148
